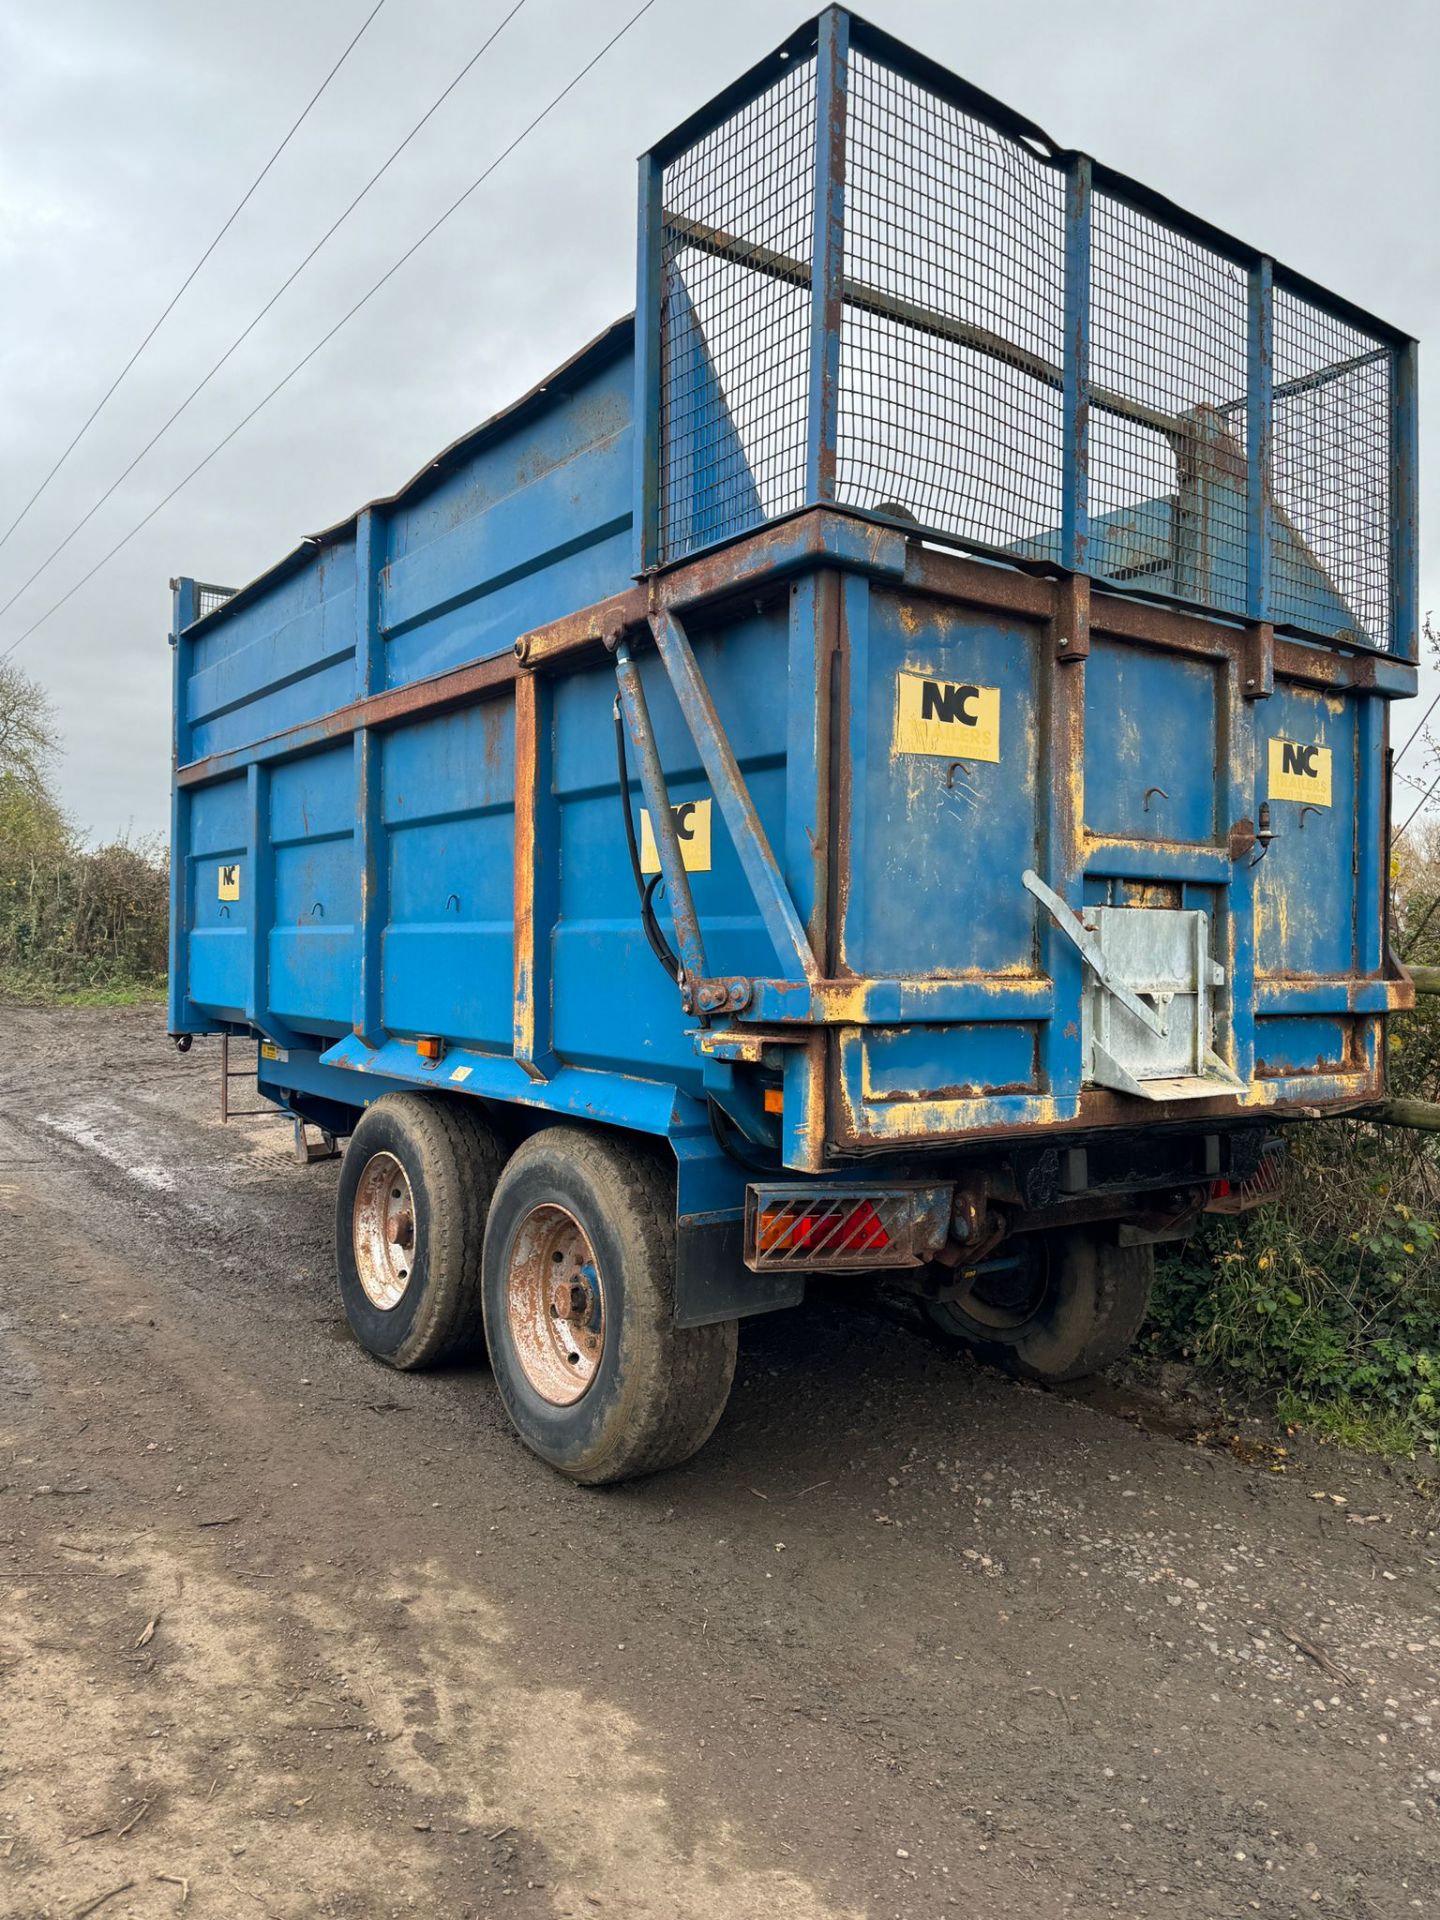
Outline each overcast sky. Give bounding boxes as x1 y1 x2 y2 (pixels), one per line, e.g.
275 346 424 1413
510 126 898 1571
1 0 1435 843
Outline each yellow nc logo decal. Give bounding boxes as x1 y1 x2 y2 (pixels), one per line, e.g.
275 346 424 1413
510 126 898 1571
893 672 1001 762
1268 738 1332 807
640 798 712 874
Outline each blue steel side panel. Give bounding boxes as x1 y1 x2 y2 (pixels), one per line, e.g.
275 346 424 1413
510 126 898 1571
551 609 788 1083
187 541 358 761
382 701 516 1050
843 590 1041 978
382 350 634 688
1084 641 1220 845
860 1022 1040 1100
1254 1014 1351 1078
182 349 634 766
1254 684 1357 979
186 777 248 1016
268 745 357 1036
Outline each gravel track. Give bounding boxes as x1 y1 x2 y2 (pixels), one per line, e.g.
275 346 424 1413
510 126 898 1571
1 1005 1437 1919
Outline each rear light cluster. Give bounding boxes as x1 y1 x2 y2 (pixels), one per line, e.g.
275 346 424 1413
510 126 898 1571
744 1184 952 1272
1205 1147 1284 1215
757 1198 890 1258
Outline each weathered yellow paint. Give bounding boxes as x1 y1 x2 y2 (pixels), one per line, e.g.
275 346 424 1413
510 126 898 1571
1268 738 1332 806
640 799 712 874
892 671 1000 762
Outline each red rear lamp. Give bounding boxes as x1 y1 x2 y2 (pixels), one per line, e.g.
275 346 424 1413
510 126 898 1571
757 1199 890 1257
746 1184 952 1272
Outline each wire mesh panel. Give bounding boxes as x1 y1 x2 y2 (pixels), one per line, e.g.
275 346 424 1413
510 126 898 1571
194 583 237 621
1088 197 1249 617
646 12 1411 652
657 55 817 563
835 52 1066 554
1271 290 1391 647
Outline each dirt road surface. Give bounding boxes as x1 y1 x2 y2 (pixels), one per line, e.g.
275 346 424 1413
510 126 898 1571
1 1006 1438 1920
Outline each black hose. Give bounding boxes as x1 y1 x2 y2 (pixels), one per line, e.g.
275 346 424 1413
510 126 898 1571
707 1093 780 1174
614 697 682 983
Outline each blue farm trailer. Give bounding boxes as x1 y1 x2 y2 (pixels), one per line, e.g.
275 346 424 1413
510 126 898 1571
168 9 1419 1482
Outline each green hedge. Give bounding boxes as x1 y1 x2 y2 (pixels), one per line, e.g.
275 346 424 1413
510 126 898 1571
0 836 168 1001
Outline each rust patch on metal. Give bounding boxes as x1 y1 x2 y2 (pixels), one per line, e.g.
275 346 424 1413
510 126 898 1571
903 544 1054 622
1228 816 1257 862
512 673 543 1080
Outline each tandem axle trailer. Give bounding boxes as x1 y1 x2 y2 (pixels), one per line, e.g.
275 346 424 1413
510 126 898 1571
168 9 1419 1481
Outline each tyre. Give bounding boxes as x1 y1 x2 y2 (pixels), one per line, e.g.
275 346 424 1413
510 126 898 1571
481 1127 737 1485
924 1227 1154 1385
336 1093 506 1370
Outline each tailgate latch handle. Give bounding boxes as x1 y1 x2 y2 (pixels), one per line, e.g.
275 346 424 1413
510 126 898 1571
1022 869 1175 1039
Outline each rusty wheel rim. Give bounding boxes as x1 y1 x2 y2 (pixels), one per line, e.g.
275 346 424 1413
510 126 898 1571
505 1203 605 1406
353 1151 418 1312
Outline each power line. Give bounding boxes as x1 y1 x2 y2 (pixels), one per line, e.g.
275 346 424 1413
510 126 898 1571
0 0 530 630
0 0 388 562
1394 765 1440 845
2 0 662 662
1394 680 1440 769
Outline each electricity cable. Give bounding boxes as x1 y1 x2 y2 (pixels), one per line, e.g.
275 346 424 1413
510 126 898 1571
0 0 389 560
3 0 659 662
0 0 530 629
1394 764 1440 845
1393 679 1440 768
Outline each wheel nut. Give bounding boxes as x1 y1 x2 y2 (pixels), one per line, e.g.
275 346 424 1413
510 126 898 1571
386 1212 414 1248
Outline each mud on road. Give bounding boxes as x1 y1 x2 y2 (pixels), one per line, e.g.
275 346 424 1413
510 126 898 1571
1 1005 1438 1920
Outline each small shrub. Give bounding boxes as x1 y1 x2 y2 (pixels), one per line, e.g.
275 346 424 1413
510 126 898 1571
1152 1125 1440 1455
0 831 168 1001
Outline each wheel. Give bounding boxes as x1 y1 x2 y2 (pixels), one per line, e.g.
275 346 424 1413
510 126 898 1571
924 1227 1154 1385
336 1093 506 1370
481 1127 737 1485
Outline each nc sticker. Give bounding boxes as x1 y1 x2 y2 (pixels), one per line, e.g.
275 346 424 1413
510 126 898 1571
217 862 241 901
894 672 1001 763
640 799 712 874
1268 739 1332 807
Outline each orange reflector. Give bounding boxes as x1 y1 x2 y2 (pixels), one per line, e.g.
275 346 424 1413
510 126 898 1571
416 1035 445 1061
763 1087 784 1114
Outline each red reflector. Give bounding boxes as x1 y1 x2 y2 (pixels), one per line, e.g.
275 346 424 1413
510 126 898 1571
756 1198 892 1256
1210 1178 1232 1199
835 1199 890 1252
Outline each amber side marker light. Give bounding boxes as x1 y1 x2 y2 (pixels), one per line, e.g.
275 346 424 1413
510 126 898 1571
762 1086 784 1115
416 1035 445 1062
